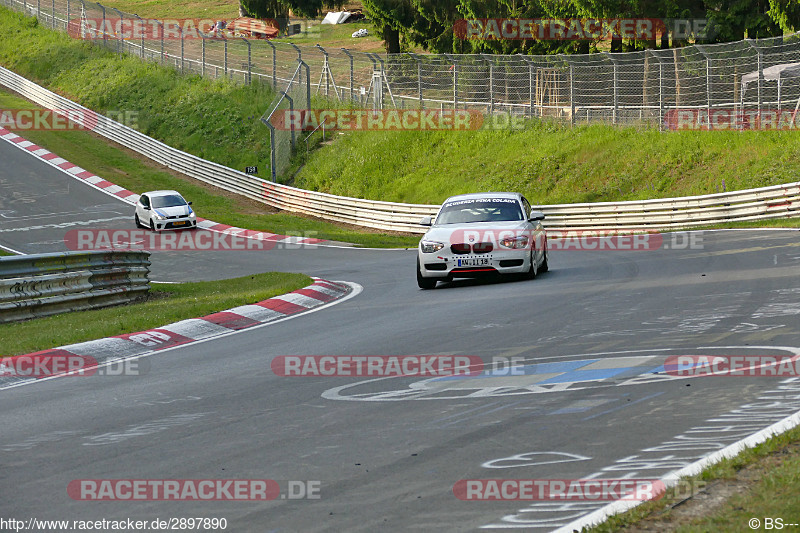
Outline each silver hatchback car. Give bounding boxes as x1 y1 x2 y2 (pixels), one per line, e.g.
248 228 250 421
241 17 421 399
416 192 548 289
134 190 197 231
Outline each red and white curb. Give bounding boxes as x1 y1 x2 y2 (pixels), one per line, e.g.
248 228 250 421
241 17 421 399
0 278 359 388
0 127 324 246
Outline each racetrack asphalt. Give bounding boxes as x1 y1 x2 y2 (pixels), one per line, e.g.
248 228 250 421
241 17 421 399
2 137 800 531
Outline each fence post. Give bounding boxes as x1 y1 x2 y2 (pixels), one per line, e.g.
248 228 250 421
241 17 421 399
242 37 251 84
481 54 494 114
408 52 423 109
365 53 382 110
289 42 301 63
445 54 458 110
315 44 330 96
303 60 311 111
519 55 535 118
696 44 712 130
559 55 575 127
648 50 665 131
67 0 70 34
266 40 276 88
155 19 163 65
180 25 185 72
746 39 763 127
96 3 106 47
603 52 618 124
341 48 354 102
134 13 144 58
51 0 54 28
110 7 123 53
223 35 228 77
285 92 295 150
201 33 206 77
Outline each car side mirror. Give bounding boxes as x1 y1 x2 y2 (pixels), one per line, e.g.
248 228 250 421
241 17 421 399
528 211 545 222
419 216 432 226
188 201 193 205
143 205 151 210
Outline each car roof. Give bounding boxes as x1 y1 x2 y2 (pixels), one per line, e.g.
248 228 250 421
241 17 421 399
143 190 183 197
443 192 522 202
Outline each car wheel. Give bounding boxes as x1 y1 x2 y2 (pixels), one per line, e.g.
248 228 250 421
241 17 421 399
525 251 538 280
150 219 157 232
134 213 140 228
539 248 549 273
417 259 437 290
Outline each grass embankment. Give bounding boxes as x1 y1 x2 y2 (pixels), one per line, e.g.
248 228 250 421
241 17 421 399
297 124 800 206
591 424 800 532
0 271 311 356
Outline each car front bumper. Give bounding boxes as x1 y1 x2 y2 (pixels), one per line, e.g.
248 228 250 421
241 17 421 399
418 249 531 279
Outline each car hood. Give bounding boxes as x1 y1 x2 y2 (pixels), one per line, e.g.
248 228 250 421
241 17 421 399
422 221 531 243
153 205 192 217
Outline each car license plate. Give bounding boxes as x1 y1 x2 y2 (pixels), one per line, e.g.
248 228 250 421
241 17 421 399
457 257 490 267
173 221 186 226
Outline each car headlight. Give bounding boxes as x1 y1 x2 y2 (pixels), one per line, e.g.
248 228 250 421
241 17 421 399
153 211 166 220
500 235 529 249
420 240 445 253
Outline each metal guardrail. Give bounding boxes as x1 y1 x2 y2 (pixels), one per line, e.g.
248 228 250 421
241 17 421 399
0 250 150 323
0 66 798 233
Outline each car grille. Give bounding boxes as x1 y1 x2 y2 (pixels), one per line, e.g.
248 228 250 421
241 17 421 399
450 243 471 254
450 242 493 254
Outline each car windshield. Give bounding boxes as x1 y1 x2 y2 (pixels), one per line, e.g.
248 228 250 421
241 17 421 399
151 194 187 208
435 198 523 225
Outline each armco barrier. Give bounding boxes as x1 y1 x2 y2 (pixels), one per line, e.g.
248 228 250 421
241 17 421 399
0 250 150 323
0 66 798 233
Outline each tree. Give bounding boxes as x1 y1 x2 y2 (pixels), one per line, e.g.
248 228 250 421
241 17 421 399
768 0 800 32
239 0 288 18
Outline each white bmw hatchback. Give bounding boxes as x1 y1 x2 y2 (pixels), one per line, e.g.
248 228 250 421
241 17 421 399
134 190 197 231
416 192 548 289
